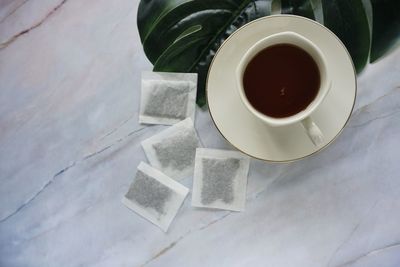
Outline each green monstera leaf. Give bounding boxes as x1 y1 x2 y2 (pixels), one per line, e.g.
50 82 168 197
137 0 400 106
138 0 274 106
370 0 400 62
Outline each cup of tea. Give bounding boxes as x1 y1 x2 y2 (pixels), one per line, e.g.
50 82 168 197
236 31 331 146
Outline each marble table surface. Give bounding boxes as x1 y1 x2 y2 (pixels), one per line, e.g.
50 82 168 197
1 1 400 266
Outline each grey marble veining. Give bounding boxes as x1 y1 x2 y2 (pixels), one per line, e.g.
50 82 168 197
0 1 399 266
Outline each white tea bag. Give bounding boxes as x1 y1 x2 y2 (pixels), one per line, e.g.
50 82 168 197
141 118 201 180
191 148 250 211
139 71 197 125
122 162 189 232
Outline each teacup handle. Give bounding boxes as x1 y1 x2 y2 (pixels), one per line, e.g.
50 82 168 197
301 117 323 146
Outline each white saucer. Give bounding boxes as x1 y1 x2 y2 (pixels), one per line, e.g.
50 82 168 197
206 15 357 162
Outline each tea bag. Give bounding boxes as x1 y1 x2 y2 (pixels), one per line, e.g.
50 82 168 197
141 118 201 180
122 162 189 232
139 71 197 125
191 148 250 211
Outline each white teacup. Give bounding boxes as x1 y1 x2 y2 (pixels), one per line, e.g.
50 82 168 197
236 31 331 146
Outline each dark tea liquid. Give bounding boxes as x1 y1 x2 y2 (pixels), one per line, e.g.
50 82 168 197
243 44 320 118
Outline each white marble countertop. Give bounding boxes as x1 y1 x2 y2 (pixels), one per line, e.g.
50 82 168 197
1 1 400 266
